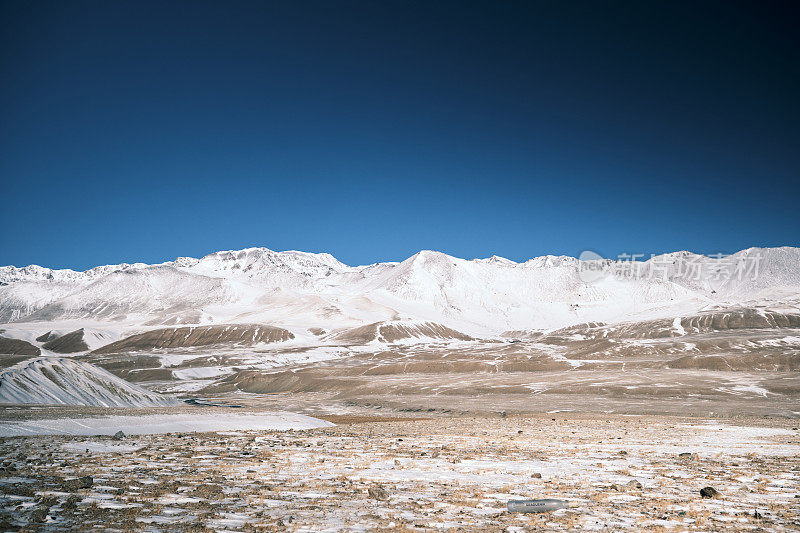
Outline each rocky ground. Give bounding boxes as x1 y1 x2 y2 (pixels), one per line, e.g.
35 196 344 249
1 413 798 531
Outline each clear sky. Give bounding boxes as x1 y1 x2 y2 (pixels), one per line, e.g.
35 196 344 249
1 1 798 270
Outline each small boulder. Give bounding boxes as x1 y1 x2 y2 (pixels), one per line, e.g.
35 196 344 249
112 431 125 440
700 486 719 499
678 452 698 460
368 484 388 501
62 476 93 491
37 497 58 508
531 472 542 479
62 495 80 510
627 479 642 490
29 507 48 523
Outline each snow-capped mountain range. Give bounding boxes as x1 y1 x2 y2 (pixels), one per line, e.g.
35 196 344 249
1 246 798 337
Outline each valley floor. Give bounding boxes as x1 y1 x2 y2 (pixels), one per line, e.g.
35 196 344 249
1 411 798 531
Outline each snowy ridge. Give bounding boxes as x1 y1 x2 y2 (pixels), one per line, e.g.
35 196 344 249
325 320 474 345
0 358 179 407
1 246 798 335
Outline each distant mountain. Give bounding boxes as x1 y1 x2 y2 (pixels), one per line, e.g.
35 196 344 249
1 247 798 335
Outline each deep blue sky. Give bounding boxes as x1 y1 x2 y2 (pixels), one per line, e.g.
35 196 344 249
1 1 798 269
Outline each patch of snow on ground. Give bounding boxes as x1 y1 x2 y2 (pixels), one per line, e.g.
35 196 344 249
0 412 334 436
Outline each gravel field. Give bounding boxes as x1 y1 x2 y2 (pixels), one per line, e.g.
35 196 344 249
1 413 798 531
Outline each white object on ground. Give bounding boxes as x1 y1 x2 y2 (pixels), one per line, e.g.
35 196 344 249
507 499 573 513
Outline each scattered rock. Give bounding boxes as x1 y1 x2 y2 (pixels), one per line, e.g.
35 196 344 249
368 484 388 501
4 484 33 497
700 486 719 499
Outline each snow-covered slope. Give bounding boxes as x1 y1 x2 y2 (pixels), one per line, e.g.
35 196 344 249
0 358 179 407
16 266 233 324
1 246 798 336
